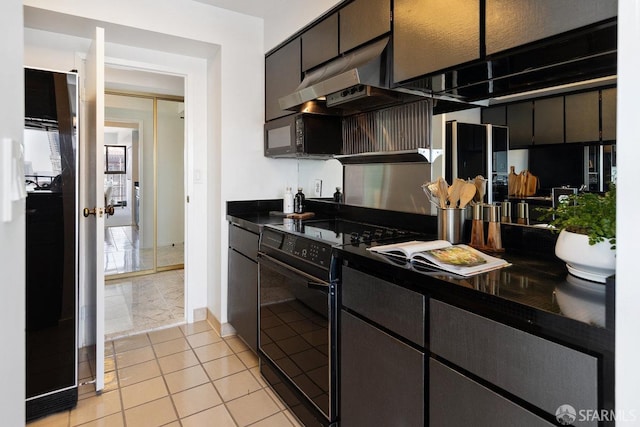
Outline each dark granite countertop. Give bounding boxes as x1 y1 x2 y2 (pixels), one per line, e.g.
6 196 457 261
227 198 614 354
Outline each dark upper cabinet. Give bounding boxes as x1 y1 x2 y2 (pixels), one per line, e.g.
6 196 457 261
301 13 339 71
533 97 564 145
340 0 390 54
485 0 617 55
565 91 600 143
507 102 533 148
265 38 301 121
601 88 617 141
481 105 507 126
393 0 481 84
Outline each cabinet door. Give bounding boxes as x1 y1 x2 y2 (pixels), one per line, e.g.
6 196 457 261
481 105 507 126
393 0 480 83
601 87 616 141
430 359 554 427
340 0 390 53
340 310 424 427
534 97 564 145
430 300 598 423
265 38 301 121
228 249 258 353
507 101 533 148
301 13 339 71
565 91 600 143
486 0 617 55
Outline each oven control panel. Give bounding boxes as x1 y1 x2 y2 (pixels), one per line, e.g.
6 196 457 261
282 234 332 267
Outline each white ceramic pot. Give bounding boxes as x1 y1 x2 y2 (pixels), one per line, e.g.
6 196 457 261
555 229 615 283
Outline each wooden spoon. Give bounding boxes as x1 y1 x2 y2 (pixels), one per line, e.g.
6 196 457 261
448 178 465 208
437 177 449 209
459 183 477 208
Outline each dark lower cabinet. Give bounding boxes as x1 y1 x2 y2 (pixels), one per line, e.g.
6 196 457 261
340 310 425 427
430 299 599 427
228 224 260 353
430 358 554 427
228 249 258 353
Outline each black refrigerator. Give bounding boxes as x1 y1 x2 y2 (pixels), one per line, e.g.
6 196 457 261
24 67 78 421
445 121 509 203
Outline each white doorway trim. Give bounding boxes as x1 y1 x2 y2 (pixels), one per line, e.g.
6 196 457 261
102 52 200 323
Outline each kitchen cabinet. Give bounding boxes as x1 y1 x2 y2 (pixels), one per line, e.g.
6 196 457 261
481 105 507 126
533 97 564 145
430 359 554 427
227 223 259 353
601 87 617 141
339 0 390 54
393 0 481 83
301 13 338 72
485 0 617 55
430 299 598 426
565 91 600 143
507 101 533 148
340 266 425 426
265 38 301 121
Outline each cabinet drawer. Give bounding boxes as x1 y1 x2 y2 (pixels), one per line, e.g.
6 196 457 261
430 358 554 427
342 266 425 347
341 310 424 426
430 300 598 423
229 224 259 260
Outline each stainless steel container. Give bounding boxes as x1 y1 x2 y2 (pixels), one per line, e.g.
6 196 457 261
437 207 467 244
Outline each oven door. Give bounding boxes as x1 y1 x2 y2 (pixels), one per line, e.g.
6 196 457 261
257 252 336 422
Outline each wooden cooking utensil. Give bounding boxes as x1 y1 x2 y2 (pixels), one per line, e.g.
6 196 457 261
437 177 449 209
448 178 465 208
459 183 477 208
473 175 487 202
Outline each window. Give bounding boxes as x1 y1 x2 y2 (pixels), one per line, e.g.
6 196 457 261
104 145 126 174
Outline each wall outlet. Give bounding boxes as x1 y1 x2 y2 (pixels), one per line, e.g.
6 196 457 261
314 179 322 197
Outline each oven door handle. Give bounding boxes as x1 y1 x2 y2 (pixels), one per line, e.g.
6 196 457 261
306 281 329 292
258 252 330 289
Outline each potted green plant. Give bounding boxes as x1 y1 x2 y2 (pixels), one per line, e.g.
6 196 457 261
540 186 616 283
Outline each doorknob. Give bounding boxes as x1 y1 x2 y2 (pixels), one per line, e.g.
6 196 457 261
105 205 115 217
83 207 104 218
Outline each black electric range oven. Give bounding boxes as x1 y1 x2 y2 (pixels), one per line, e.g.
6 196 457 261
257 219 420 426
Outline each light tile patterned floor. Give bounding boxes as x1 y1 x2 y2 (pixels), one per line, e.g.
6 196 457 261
105 270 185 341
27 321 303 427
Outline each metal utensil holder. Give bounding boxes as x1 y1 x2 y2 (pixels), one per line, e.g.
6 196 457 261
437 207 467 244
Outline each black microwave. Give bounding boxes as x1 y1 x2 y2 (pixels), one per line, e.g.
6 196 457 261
264 113 342 158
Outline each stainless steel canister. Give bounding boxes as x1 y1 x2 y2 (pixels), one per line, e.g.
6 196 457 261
437 207 466 244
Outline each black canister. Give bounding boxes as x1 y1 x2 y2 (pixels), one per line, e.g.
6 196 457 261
294 188 305 213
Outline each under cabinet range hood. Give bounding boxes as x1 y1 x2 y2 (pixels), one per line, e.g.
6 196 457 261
279 37 426 114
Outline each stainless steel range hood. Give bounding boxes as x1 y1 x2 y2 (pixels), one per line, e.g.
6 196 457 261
279 37 426 114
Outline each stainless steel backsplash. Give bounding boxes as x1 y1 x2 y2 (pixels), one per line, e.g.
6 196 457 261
342 99 433 154
342 99 435 215
344 162 435 215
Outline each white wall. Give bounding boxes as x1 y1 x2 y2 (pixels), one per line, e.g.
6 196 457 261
0 1 25 425
615 0 640 420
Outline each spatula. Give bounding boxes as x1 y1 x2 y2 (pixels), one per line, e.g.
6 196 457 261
447 178 465 208
459 183 477 208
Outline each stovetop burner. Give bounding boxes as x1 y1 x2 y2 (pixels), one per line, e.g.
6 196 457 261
267 218 418 246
